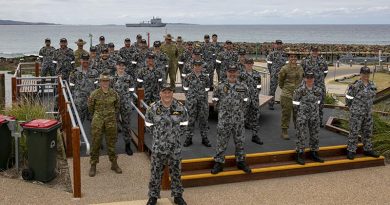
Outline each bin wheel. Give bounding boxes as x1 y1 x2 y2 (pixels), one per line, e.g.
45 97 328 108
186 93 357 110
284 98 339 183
22 169 34 181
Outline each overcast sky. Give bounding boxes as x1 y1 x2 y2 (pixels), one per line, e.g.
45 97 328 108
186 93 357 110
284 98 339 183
1 0 390 25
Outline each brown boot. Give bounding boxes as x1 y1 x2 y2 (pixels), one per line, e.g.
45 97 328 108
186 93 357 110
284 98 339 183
89 164 96 177
281 128 289 140
111 160 122 174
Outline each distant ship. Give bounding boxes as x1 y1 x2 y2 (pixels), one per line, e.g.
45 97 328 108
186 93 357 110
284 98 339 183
126 17 166 27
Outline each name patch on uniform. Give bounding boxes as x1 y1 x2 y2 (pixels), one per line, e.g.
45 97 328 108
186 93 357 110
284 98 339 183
236 88 246 92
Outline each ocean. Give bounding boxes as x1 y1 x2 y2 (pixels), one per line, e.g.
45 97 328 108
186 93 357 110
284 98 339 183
0 24 390 57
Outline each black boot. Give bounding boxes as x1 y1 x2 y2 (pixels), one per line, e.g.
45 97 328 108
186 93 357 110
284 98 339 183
183 138 192 147
174 196 187 205
146 197 157 205
310 151 324 163
347 151 355 160
211 162 224 174
363 150 380 158
201 138 212 147
252 135 263 145
125 142 133 156
296 151 305 165
268 103 274 110
237 161 252 174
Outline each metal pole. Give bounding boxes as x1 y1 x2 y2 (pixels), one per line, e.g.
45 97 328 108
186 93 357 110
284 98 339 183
0 73 5 109
89 34 93 49
147 32 150 48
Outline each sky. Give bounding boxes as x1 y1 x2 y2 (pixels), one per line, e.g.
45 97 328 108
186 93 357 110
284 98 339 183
1 0 390 25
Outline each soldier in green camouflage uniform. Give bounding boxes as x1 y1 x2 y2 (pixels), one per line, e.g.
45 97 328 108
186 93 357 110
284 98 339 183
119 38 139 79
182 60 212 147
211 64 251 175
345 66 380 160
74 39 89 68
215 40 238 82
278 52 304 140
112 59 135 156
88 71 122 177
137 53 164 105
69 53 99 123
95 36 108 57
266 40 287 110
161 34 179 89
39 38 56 78
95 48 116 75
301 47 329 127
292 72 324 165
145 84 189 205
240 58 263 145
53 38 75 81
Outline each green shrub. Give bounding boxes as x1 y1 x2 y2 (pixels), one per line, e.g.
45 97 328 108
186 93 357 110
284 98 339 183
324 92 337 105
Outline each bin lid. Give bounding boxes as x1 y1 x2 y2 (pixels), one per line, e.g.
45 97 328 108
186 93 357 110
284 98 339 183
22 119 59 129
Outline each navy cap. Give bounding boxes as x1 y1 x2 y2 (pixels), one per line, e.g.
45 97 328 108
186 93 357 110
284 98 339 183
81 53 90 60
147 52 155 59
45 38 51 42
101 47 109 53
225 40 233 44
204 34 210 39
212 34 218 37
360 66 371 74
245 58 254 64
60 38 67 43
99 36 105 40
275 40 283 44
153 41 161 47
227 63 238 71
136 34 142 39
238 48 246 55
311 46 319 52
305 71 315 78
116 59 126 65
108 43 115 48
141 39 147 44
160 83 174 91
193 60 203 66
193 48 202 55
124 38 131 42
90 46 97 52
187 41 193 46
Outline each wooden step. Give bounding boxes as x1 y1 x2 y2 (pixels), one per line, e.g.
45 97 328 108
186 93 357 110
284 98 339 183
174 145 385 188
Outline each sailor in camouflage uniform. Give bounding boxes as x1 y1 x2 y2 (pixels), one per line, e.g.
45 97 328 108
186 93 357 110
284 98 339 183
182 48 209 78
151 41 169 78
201 34 213 63
145 84 189 205
211 34 223 55
211 63 252 175
345 66 380 160
95 36 108 57
69 53 99 123
74 39 89 68
89 46 98 69
112 59 135 156
133 34 143 51
215 40 238 83
178 41 194 81
136 39 149 70
240 58 263 145
292 72 324 165
95 48 116 75
108 43 122 66
88 71 122 177
266 40 287 110
38 38 56 78
301 47 329 127
278 51 304 140
182 60 212 147
119 38 139 79
237 48 247 72
137 53 165 105
53 38 75 81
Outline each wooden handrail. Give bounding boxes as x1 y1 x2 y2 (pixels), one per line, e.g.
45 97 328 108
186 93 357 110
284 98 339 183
136 88 145 152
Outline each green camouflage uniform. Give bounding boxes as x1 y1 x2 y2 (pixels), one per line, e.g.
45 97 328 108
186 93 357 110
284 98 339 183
74 48 89 67
161 43 178 88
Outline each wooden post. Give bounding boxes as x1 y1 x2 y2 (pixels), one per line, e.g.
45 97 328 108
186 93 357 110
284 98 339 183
65 106 73 157
72 127 81 198
35 61 40 77
0 74 5 109
161 166 170 190
11 77 17 104
136 88 145 152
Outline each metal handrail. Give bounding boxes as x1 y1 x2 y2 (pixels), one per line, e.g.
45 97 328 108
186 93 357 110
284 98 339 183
63 80 90 155
132 92 150 109
131 101 145 119
13 62 36 77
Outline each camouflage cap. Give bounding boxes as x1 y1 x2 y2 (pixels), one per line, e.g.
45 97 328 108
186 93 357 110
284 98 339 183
101 47 109 53
153 41 161 47
204 34 210 39
193 60 203 66
90 46 97 52
116 59 126 65
275 40 283 44
99 36 105 40
238 48 246 55
227 63 238 71
124 38 131 42
45 38 51 42
193 48 202 55
108 42 115 48
80 53 90 60
75 38 86 45
245 58 254 64
141 39 147 44
60 38 67 43
360 66 371 74
146 52 155 59
160 83 174 91
305 71 315 78
165 34 173 40
99 71 111 81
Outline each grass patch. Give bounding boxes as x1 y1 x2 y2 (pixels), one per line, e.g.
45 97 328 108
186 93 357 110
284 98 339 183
324 92 337 105
329 72 390 91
